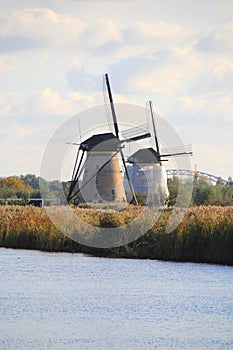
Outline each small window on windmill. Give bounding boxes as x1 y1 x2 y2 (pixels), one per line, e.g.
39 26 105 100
96 176 99 185
111 189 115 195
96 164 100 170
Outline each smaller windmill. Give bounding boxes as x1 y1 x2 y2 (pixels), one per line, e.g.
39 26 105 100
127 101 192 205
66 74 150 205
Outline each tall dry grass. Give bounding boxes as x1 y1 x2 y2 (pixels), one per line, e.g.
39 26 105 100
0 205 232 265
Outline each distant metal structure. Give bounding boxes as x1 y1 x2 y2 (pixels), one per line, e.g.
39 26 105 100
166 169 228 185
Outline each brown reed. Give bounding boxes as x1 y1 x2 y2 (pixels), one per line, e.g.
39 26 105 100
0 205 232 265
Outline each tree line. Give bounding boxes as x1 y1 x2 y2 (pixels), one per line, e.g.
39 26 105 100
0 173 232 206
0 174 66 204
168 176 233 206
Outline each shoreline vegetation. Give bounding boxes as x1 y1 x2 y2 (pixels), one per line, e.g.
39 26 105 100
0 205 232 265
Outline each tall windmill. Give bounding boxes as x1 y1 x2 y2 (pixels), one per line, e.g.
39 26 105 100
127 100 192 205
66 74 150 204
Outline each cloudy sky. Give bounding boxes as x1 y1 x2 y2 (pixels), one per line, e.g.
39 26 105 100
0 0 232 180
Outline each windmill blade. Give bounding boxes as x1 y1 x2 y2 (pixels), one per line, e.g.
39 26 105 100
71 146 81 182
161 144 193 157
66 142 80 146
160 152 193 158
103 76 115 133
104 73 119 138
161 144 192 154
148 100 161 162
66 143 81 201
121 124 148 139
104 73 138 205
120 149 138 205
124 132 151 143
121 124 151 143
67 148 86 203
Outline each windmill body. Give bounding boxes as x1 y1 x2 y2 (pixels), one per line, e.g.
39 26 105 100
79 133 126 203
127 148 169 206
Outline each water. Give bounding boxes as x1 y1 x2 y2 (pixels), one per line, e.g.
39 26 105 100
0 248 232 349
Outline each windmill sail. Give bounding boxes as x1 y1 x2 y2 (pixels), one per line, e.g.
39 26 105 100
104 73 120 138
67 146 82 203
148 100 161 160
104 73 139 204
121 124 150 143
160 144 193 157
147 101 192 160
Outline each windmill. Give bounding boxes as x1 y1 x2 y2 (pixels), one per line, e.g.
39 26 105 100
66 74 150 205
127 100 193 205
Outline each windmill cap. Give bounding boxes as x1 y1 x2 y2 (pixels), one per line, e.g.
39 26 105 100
80 132 121 151
128 148 160 164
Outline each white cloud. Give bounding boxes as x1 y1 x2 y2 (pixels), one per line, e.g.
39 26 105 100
0 56 7 73
68 91 96 105
212 58 233 77
0 88 77 128
31 88 75 116
188 57 233 96
81 19 122 48
16 127 33 139
194 23 233 52
0 8 86 50
180 96 193 108
123 21 187 44
122 46 202 95
217 0 233 14
0 92 17 114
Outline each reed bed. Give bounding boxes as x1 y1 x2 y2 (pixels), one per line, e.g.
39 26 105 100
0 205 232 265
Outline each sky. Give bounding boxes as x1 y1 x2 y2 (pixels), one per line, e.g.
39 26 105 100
0 0 232 180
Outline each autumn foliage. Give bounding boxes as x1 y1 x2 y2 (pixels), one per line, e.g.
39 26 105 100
0 176 32 191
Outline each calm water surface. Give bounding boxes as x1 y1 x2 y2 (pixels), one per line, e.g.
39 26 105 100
0 248 232 349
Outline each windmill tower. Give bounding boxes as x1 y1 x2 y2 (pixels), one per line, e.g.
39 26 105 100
66 74 150 204
127 101 192 206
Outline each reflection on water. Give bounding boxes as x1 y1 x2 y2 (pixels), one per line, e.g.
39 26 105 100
0 248 232 349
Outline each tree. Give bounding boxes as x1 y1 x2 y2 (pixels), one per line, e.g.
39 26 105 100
0 176 33 193
20 174 39 189
192 184 211 206
0 186 15 199
197 175 211 185
227 177 233 186
167 176 178 206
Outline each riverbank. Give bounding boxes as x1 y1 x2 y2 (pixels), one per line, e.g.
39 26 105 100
0 205 232 265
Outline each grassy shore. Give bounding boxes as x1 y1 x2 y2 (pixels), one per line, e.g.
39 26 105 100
0 205 232 265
